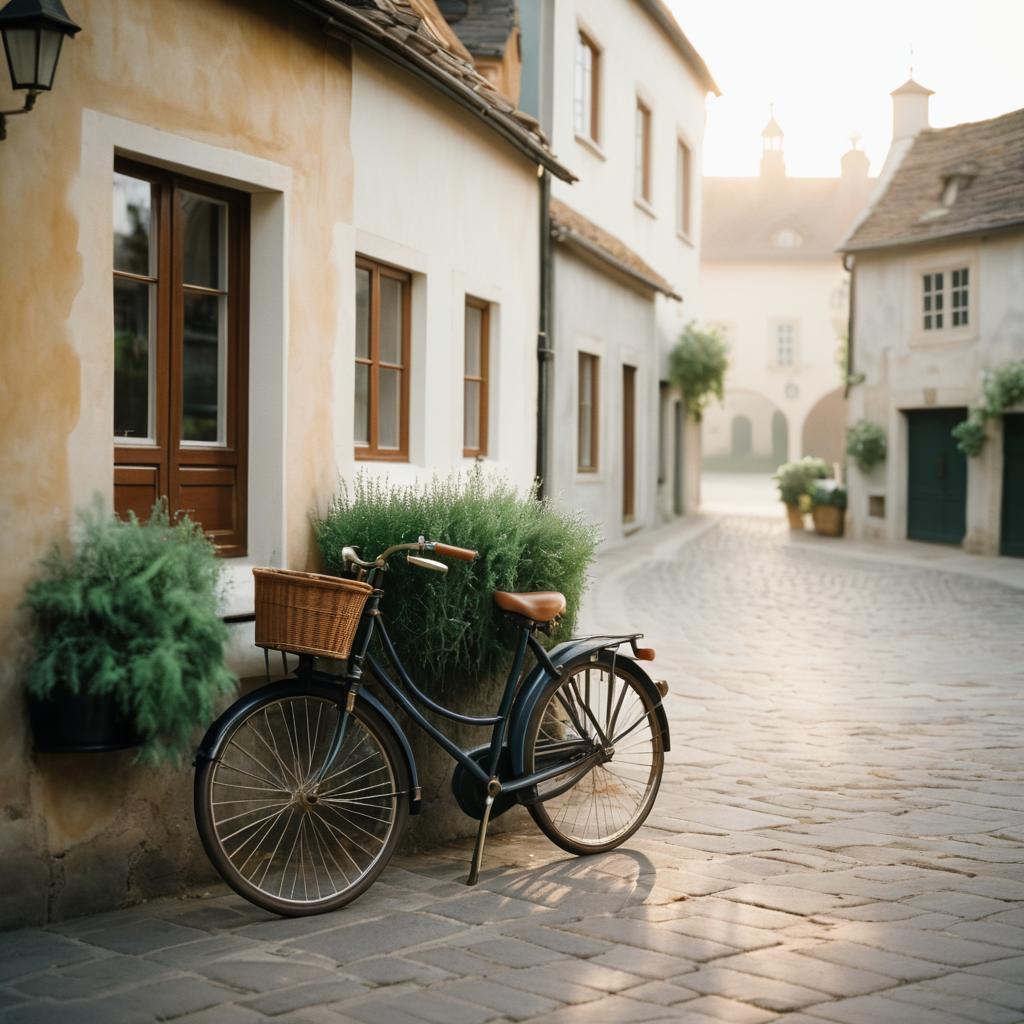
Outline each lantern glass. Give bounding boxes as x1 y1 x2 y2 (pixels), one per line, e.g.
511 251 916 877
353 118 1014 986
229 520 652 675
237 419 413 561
36 25 62 88
3 27 36 87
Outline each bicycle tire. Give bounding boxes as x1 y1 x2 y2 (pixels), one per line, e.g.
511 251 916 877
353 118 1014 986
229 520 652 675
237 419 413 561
194 683 409 917
523 652 664 855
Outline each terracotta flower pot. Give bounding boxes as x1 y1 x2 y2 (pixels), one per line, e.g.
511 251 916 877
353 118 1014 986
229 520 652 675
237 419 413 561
785 503 805 530
811 505 845 537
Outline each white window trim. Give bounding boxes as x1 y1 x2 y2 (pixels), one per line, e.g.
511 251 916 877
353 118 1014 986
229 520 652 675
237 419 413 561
573 21 602 147
73 110 290 628
575 340 604 483
768 318 799 370
676 132 694 242
911 248 978 345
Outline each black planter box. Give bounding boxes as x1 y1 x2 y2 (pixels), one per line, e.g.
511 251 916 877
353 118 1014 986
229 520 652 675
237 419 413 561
29 688 142 753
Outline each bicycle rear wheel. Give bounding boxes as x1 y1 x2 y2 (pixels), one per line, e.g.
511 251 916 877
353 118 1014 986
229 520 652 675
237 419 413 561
194 684 408 917
523 653 664 855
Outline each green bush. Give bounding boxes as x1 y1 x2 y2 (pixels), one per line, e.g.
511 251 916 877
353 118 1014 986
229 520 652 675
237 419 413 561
23 500 236 763
845 420 887 473
953 361 1024 456
314 471 600 689
669 322 729 421
809 480 848 510
773 457 830 506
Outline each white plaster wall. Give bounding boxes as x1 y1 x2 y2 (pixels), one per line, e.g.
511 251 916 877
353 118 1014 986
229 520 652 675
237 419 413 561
701 259 849 461
346 52 541 495
550 250 659 545
847 234 1024 552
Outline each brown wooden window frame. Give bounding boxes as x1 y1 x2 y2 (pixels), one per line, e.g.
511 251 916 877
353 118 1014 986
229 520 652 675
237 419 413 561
463 296 490 458
677 138 692 238
355 256 411 462
574 28 601 144
113 156 250 558
635 99 652 204
577 351 600 473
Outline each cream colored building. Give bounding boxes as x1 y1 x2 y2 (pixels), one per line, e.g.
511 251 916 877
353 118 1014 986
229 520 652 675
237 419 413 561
701 117 872 471
519 0 718 544
841 86 1024 557
0 0 570 926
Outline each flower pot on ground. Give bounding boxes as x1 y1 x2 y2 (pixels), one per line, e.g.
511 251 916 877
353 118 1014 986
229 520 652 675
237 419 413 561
808 480 847 538
22 500 236 762
773 457 830 529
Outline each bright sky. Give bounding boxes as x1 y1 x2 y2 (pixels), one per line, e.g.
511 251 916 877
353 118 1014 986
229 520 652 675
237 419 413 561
667 0 1024 178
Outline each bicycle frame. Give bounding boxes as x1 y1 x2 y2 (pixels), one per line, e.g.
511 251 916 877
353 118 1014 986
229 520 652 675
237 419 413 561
297 583 611 803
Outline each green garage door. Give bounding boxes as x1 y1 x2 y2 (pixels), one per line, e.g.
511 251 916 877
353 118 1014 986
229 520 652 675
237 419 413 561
1001 414 1024 557
907 408 967 545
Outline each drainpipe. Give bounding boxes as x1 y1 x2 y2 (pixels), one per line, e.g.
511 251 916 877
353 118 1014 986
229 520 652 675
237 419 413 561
843 252 856 397
536 168 553 498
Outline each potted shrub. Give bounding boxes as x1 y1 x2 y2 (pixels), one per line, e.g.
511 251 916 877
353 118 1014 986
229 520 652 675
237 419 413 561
845 420 887 474
773 457 829 529
808 480 847 537
23 501 236 761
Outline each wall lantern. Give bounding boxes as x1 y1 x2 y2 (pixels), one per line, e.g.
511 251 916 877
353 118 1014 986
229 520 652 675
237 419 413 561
0 0 80 140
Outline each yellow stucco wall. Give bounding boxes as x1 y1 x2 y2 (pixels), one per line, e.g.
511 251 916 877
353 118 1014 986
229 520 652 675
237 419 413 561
0 0 354 925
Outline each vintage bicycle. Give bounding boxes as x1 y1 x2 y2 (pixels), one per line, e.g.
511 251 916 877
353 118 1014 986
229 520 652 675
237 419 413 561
193 538 669 917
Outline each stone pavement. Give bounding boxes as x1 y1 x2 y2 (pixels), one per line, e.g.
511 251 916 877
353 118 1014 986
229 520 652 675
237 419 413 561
3 516 1024 1024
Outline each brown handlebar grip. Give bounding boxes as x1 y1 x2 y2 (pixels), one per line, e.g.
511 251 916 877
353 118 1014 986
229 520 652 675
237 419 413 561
433 543 478 562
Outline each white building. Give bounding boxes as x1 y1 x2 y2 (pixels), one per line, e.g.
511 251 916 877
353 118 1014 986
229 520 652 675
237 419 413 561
841 87 1024 557
519 0 718 544
701 116 873 471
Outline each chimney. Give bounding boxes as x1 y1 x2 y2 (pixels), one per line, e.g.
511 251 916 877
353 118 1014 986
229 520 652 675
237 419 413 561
891 77 933 142
841 132 869 183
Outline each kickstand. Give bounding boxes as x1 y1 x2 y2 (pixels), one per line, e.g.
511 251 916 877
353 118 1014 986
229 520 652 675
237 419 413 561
466 792 495 886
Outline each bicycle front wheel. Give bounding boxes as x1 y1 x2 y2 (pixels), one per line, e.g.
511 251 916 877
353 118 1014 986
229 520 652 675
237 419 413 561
524 653 664 855
194 685 408 917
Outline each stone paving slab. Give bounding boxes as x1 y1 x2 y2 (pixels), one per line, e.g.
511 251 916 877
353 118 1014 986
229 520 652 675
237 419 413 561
2 516 1024 1024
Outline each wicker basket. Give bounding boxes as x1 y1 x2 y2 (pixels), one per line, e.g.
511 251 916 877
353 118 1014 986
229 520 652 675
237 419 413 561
253 568 374 659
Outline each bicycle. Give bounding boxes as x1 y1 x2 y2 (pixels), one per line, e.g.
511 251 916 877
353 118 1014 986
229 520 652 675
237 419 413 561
193 537 670 917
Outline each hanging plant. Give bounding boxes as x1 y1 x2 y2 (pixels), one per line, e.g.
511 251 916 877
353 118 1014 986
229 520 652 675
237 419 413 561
669 322 729 421
953 362 1024 457
845 420 887 473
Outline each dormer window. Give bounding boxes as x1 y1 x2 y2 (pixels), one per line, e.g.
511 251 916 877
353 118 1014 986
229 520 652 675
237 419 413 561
772 228 803 249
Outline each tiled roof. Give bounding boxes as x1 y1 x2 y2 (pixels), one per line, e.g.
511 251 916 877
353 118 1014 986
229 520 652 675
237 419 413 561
550 198 680 299
703 174 873 261
841 107 1024 253
636 0 720 96
290 0 574 181
436 0 516 59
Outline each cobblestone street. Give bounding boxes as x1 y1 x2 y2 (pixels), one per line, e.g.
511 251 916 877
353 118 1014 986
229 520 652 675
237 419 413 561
3 516 1024 1024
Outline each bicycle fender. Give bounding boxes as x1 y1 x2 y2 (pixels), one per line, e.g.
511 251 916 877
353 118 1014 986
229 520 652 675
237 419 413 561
508 639 671 775
194 679 421 815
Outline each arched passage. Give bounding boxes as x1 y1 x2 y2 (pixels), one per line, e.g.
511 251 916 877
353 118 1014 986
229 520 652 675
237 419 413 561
703 390 788 473
801 387 847 467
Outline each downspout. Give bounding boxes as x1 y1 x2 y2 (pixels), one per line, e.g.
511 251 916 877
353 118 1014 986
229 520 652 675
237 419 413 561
843 252 856 397
536 169 553 498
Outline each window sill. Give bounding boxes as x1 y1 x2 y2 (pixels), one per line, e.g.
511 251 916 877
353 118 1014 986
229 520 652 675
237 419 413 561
634 197 656 219
575 470 604 484
355 449 410 462
910 328 976 347
574 133 606 161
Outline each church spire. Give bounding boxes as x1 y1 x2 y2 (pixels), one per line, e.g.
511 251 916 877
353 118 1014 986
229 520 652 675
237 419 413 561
760 104 785 179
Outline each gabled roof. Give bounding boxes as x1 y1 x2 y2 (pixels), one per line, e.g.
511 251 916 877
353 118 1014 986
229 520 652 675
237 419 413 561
290 0 575 181
636 0 720 96
436 0 516 59
550 198 680 300
703 175 873 261
841 107 1024 253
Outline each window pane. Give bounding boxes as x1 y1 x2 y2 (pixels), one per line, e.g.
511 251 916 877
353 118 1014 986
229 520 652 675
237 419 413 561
380 276 404 365
181 192 226 290
113 173 155 276
465 305 482 376
182 292 225 444
378 368 401 449
354 363 370 445
465 380 481 451
356 268 370 359
114 278 154 440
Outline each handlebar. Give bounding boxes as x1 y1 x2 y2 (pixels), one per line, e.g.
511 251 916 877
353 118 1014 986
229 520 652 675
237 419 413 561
341 535 479 572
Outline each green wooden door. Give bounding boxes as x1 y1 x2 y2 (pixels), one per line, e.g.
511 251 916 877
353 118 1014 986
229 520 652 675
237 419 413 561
1001 414 1024 557
907 408 967 545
